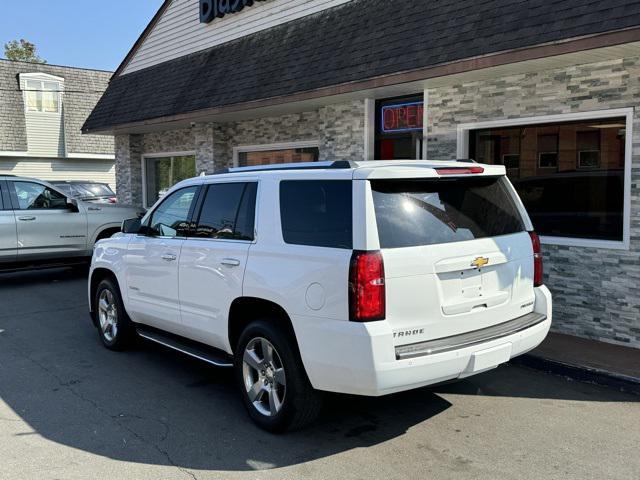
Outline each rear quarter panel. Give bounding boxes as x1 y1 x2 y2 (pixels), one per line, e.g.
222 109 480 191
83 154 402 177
242 177 352 322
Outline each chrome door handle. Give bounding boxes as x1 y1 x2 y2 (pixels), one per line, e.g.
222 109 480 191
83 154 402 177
18 216 36 221
161 253 177 262
87 207 102 211
221 258 241 267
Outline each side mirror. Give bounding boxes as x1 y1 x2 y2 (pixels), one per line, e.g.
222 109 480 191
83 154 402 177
121 217 142 234
66 198 79 212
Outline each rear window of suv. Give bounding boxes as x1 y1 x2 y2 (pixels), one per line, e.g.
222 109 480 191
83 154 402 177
280 180 352 249
372 176 525 249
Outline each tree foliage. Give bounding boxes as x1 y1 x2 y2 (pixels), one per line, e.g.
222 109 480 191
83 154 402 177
4 39 46 64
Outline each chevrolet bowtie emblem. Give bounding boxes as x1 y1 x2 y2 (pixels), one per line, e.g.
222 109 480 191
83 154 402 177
471 257 490 269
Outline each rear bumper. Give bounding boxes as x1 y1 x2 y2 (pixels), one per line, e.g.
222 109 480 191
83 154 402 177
296 285 552 396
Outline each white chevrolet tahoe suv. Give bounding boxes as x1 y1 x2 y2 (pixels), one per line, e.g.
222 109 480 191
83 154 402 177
89 160 552 432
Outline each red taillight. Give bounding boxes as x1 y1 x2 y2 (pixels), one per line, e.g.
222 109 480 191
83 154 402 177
109 197 117 203
435 166 485 175
529 231 543 287
349 251 386 322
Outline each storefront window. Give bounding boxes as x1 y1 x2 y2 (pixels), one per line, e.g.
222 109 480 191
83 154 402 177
237 147 319 167
469 118 626 242
375 95 424 160
144 155 196 207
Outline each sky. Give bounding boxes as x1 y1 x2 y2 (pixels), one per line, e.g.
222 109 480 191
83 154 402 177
0 0 164 71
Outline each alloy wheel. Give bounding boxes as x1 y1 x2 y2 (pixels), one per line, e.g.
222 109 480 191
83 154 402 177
98 289 118 342
242 337 287 417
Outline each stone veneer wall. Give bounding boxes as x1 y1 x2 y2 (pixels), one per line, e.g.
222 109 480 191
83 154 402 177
115 100 366 206
427 56 640 347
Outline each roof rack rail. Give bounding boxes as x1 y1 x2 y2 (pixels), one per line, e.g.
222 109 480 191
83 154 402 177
213 160 356 175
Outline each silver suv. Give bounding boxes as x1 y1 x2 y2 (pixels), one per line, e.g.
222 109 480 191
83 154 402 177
0 175 142 269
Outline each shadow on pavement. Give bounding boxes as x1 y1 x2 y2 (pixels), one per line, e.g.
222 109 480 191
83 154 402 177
0 267 635 472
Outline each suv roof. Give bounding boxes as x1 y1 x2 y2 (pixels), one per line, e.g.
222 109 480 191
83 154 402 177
194 160 507 183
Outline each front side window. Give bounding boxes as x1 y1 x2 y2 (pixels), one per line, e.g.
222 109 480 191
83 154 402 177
144 155 196 207
147 186 198 238
12 181 67 210
280 180 352 249
24 79 60 113
469 117 626 241
195 182 257 240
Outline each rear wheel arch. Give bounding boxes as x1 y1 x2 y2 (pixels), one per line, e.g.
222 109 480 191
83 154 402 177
228 297 298 354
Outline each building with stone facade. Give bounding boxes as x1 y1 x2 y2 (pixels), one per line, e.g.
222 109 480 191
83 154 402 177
1 60 115 186
84 0 640 348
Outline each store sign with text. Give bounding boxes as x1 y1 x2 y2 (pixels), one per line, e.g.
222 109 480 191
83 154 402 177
381 101 424 133
200 0 266 23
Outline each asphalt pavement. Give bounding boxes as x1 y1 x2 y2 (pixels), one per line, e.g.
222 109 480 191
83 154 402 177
0 268 638 480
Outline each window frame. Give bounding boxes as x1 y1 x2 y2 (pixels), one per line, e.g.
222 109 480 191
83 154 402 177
456 108 633 250
20 73 63 114
144 185 201 239
232 141 320 168
8 180 70 211
191 180 259 244
141 151 197 209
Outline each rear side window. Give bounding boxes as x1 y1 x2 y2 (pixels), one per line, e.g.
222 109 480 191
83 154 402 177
195 182 257 240
372 176 525 249
280 180 352 249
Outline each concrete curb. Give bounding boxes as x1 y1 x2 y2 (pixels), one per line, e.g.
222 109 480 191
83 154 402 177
512 354 640 396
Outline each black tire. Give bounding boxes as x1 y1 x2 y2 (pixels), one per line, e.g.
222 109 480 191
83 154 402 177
94 278 136 351
234 320 323 432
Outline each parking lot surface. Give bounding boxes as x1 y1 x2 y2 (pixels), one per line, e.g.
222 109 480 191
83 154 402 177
0 268 638 480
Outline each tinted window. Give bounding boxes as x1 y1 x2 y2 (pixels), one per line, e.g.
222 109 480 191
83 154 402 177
469 117 626 241
13 181 68 210
195 182 257 240
148 186 198 238
0 183 4 209
280 180 352 249
372 177 525 249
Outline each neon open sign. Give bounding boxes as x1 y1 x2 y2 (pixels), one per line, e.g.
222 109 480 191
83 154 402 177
381 101 424 133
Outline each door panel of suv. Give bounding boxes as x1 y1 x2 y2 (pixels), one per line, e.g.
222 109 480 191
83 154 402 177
125 185 199 334
0 181 17 262
179 182 257 350
9 180 88 260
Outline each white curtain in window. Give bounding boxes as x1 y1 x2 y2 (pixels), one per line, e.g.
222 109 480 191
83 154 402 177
25 80 42 111
42 82 59 113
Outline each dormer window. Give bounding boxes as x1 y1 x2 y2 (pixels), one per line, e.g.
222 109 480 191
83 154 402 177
20 73 64 114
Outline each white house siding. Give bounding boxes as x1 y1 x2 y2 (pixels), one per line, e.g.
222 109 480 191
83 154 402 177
121 0 353 74
25 112 65 157
0 158 116 190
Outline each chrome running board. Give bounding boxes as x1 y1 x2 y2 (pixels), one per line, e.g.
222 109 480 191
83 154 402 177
395 312 547 360
137 326 234 368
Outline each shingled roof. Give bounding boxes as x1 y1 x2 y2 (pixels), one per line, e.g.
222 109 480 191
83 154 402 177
84 0 640 133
